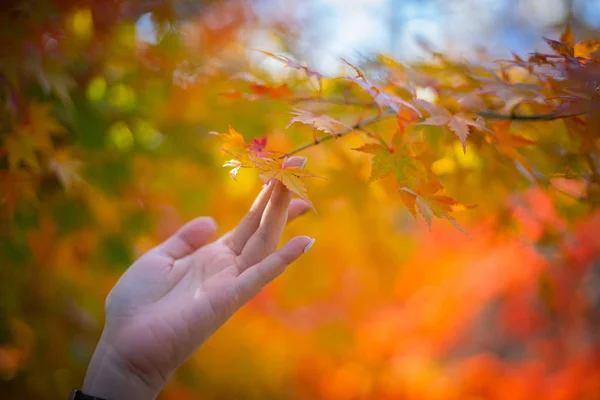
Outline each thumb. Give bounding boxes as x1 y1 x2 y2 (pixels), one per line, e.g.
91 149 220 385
157 216 218 259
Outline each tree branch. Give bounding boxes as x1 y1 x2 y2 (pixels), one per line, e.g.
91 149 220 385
477 110 587 121
279 102 588 158
280 112 395 159
290 95 588 121
289 96 377 108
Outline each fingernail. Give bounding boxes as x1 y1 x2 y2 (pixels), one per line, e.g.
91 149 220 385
300 158 307 169
303 238 315 253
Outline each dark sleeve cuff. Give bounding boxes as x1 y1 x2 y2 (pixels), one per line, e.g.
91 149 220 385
69 389 107 400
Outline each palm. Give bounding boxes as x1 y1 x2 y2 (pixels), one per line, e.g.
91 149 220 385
97 176 313 385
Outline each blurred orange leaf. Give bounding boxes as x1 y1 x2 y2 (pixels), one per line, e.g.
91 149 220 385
287 108 350 136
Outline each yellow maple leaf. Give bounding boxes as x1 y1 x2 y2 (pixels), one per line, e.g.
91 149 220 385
5 103 65 171
49 150 84 191
6 135 39 171
255 158 321 206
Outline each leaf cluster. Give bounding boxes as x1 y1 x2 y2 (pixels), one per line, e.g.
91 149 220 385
220 26 600 232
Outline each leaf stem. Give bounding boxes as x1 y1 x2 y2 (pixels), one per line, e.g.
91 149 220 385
280 112 396 158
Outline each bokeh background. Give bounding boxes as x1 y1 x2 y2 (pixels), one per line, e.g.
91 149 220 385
1 0 600 399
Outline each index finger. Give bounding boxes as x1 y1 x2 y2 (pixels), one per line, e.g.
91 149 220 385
237 156 306 269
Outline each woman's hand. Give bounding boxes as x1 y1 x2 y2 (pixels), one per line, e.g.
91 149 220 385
83 156 314 400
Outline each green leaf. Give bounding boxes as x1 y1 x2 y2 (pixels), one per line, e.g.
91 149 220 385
100 234 133 271
354 143 393 182
52 197 93 235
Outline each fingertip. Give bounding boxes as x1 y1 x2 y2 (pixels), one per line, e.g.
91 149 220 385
190 216 217 236
290 198 310 209
159 216 219 259
289 198 311 217
186 216 217 232
235 235 314 301
303 237 315 253
204 216 218 230
284 156 306 168
279 235 314 263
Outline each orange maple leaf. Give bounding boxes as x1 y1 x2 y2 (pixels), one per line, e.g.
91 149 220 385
229 73 292 99
6 103 64 171
399 182 470 236
255 158 321 206
49 150 84 191
487 121 536 176
286 108 351 136
211 126 252 179
343 60 422 117
418 107 491 153
544 24 600 60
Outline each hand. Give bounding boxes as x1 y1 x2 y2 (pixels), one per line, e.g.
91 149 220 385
83 157 314 400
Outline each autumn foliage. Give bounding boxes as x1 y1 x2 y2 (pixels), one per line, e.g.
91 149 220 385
1 1 600 400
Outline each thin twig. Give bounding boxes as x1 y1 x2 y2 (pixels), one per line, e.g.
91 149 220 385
280 112 396 159
289 96 377 108
477 110 587 121
291 95 587 121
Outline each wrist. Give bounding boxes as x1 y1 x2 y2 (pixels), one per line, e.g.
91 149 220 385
83 335 166 400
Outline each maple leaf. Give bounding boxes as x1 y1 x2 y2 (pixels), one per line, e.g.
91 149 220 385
399 182 469 236
220 89 259 102
486 121 536 176
390 133 429 188
418 107 491 152
561 24 575 50
25 103 65 142
249 83 292 98
255 158 321 206
574 40 600 59
286 108 351 136
553 23 575 56
34 66 76 106
212 125 246 154
353 143 393 182
343 60 422 117
469 72 546 113
549 64 600 148
211 126 252 178
544 25 600 61
49 150 84 190
354 131 428 187
545 38 574 58
5 134 39 171
230 73 292 99
5 103 64 171
249 136 268 156
254 50 324 90
223 159 242 180
213 128 280 179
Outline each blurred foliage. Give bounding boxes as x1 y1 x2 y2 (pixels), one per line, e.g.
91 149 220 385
1 1 600 400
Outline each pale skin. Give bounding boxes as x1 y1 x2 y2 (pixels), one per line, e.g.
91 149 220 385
83 156 314 400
